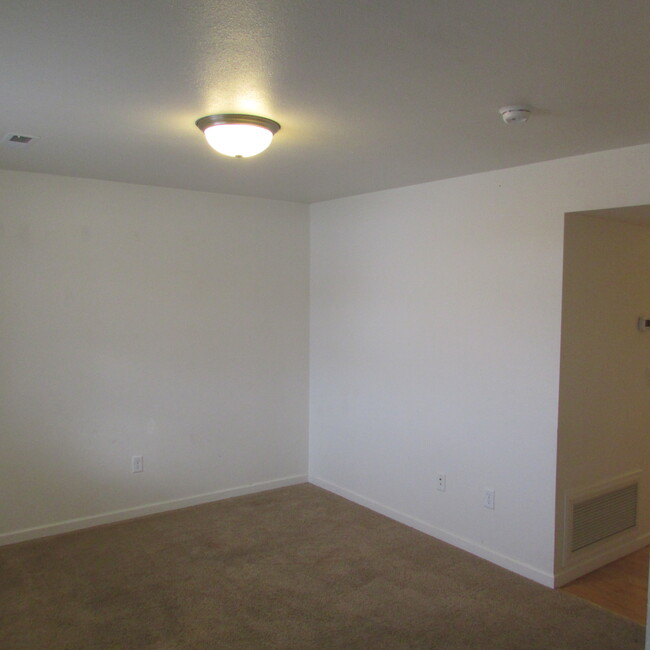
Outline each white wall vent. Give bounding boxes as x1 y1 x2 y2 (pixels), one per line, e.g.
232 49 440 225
0 133 40 148
569 480 638 554
564 472 640 561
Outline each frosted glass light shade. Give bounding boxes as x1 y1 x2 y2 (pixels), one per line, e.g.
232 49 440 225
204 123 273 157
196 114 281 158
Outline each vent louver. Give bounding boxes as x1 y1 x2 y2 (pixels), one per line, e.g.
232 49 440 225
571 483 638 553
0 133 39 148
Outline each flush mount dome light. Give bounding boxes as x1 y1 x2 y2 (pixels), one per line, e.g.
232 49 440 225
196 114 281 158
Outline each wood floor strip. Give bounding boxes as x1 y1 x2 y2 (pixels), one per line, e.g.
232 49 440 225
560 546 649 626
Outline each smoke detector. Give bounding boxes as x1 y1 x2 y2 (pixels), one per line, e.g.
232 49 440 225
499 106 531 125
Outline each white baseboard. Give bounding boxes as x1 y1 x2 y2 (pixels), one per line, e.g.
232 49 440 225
309 475 556 588
11 473 638 591
553 531 650 587
0 474 308 547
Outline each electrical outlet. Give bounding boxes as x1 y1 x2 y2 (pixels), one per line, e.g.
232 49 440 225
132 455 144 473
483 488 495 509
436 473 446 492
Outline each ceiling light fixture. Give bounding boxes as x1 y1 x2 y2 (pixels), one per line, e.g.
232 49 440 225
196 114 281 158
499 106 531 125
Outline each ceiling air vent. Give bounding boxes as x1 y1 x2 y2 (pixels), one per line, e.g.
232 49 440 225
1 133 40 148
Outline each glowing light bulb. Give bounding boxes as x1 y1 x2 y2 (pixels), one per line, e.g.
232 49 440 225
203 123 274 157
196 114 280 158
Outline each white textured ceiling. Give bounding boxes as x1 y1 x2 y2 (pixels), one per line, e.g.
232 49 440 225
2 0 650 203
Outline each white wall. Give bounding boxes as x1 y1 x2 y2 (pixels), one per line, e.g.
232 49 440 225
4 144 650 585
309 143 650 586
0 170 310 542
556 210 650 582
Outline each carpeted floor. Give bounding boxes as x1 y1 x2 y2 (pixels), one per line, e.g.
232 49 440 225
0 483 644 649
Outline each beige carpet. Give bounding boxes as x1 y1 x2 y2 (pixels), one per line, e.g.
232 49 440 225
0 484 644 649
